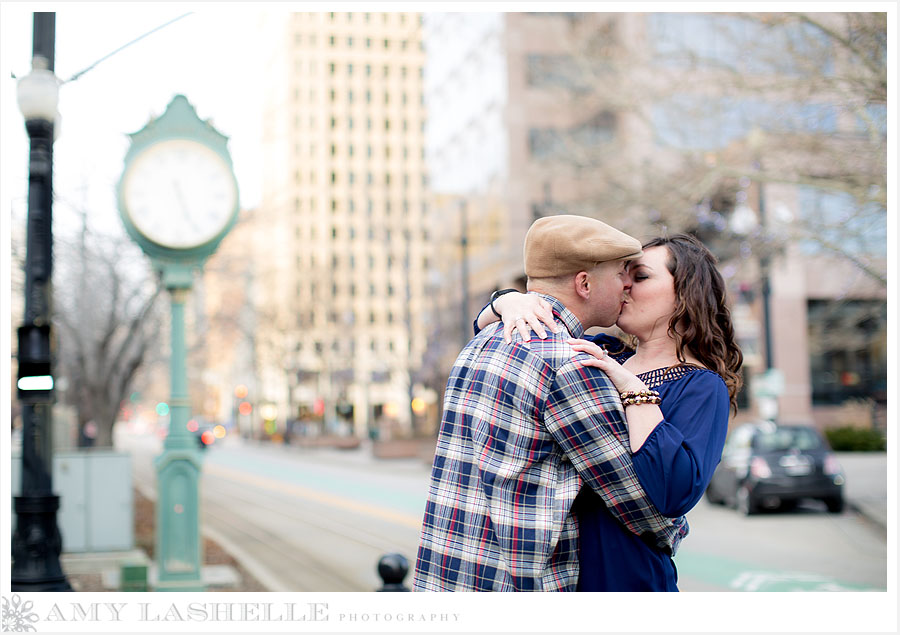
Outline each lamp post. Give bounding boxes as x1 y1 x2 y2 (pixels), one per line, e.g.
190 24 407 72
12 11 72 592
738 128 782 422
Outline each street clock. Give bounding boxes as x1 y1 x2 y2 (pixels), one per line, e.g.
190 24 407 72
116 94 239 591
117 94 239 286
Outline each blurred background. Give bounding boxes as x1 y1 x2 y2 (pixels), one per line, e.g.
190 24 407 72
3 8 889 596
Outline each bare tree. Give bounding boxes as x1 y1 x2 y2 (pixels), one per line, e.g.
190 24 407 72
53 227 164 448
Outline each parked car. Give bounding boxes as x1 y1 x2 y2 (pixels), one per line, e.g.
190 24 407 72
706 422 845 515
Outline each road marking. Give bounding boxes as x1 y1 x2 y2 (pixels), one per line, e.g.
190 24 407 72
729 570 879 592
675 550 884 592
204 462 423 529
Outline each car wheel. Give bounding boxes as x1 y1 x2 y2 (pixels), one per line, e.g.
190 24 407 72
825 496 844 514
736 485 757 516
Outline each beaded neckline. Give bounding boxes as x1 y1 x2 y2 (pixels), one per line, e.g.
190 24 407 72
635 365 706 389
609 350 716 388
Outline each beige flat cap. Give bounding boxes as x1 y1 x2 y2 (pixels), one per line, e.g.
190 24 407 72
524 214 643 278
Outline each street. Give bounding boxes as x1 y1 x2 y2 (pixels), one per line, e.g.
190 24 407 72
119 431 887 592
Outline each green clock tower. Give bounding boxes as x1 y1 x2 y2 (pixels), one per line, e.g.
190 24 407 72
118 94 239 591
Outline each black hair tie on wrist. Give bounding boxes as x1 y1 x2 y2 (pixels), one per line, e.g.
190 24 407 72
490 288 518 319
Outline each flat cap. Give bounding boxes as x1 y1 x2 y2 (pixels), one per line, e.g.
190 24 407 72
524 215 643 278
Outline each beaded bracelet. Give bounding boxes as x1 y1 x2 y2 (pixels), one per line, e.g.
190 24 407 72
620 389 661 407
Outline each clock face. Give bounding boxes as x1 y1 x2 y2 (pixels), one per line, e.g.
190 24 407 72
122 139 237 249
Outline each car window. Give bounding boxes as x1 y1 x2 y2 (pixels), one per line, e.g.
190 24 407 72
753 427 822 452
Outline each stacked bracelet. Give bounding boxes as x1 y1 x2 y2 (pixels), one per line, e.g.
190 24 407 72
490 288 518 318
620 389 661 407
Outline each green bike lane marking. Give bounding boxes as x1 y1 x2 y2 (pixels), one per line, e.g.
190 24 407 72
674 550 885 591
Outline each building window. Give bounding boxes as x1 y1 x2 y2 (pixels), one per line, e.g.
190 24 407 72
808 299 887 405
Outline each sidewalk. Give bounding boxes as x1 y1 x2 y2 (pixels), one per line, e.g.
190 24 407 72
836 451 888 531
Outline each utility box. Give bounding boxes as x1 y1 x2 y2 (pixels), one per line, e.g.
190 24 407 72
11 450 134 553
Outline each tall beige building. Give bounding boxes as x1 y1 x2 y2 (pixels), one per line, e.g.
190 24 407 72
255 11 431 438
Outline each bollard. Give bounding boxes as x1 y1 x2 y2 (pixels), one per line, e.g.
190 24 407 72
376 553 410 591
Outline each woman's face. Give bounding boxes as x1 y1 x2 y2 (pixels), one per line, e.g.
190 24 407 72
616 246 677 340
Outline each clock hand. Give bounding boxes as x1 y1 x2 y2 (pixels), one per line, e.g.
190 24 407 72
172 181 203 234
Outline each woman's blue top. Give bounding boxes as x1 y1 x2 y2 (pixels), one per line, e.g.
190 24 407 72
574 334 730 591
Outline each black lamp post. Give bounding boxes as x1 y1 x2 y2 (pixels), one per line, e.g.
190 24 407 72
11 12 72 592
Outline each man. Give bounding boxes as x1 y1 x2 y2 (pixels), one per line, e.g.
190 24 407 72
413 215 686 592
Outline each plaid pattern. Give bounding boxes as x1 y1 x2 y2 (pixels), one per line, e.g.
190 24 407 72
413 295 688 592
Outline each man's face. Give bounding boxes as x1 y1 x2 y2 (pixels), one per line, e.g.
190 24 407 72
586 260 631 327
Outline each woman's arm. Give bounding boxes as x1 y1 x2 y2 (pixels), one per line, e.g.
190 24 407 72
568 338 662 453
569 338 730 516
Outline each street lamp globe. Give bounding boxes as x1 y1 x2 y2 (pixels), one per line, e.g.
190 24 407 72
16 57 59 122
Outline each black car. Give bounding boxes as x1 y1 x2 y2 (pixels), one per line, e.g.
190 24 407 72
706 422 845 515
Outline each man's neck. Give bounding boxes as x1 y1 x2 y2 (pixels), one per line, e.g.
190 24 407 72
530 289 589 335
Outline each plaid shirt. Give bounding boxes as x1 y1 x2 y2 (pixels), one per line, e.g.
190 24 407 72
413 295 688 592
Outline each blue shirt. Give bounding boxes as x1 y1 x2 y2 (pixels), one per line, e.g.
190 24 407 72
575 334 730 591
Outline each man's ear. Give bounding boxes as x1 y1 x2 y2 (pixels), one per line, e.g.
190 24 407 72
573 271 591 300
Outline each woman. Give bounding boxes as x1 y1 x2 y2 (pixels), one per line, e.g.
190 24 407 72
476 233 743 591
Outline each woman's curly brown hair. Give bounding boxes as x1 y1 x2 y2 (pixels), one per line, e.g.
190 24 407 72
640 234 744 413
